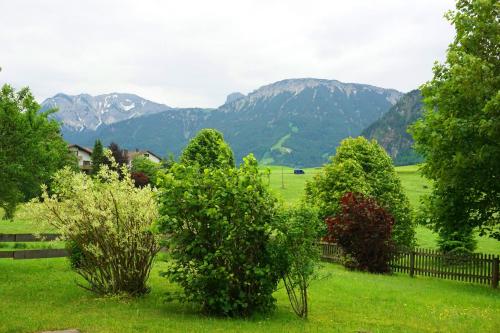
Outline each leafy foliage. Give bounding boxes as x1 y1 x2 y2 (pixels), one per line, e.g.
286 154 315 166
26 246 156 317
272 205 323 318
325 192 395 273
26 155 160 296
131 156 161 185
305 137 414 248
90 139 105 175
157 154 280 316
0 84 74 219
107 142 129 167
131 171 150 188
180 128 235 169
410 0 500 246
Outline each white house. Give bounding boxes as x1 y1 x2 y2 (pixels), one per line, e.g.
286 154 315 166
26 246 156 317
68 144 93 172
127 149 162 165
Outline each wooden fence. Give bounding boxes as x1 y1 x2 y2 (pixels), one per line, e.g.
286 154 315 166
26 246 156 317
0 248 68 259
0 233 66 260
0 233 60 242
320 242 499 288
2 235 498 288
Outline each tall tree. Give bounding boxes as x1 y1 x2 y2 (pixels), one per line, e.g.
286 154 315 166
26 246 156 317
0 84 74 219
410 0 500 248
90 139 105 175
107 142 129 167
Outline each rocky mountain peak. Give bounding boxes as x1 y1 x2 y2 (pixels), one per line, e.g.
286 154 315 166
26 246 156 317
225 92 245 104
239 78 402 106
42 92 171 131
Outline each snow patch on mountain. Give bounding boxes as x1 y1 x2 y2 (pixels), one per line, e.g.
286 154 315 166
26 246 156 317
42 93 171 131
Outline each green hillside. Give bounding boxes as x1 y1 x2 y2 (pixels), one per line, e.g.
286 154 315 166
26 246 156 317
362 90 424 165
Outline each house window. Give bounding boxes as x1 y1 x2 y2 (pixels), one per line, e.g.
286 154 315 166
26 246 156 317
144 153 149 157
83 160 91 166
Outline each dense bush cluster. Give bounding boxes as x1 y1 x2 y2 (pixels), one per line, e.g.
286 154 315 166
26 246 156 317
306 137 414 248
157 129 325 317
27 155 160 295
325 192 395 273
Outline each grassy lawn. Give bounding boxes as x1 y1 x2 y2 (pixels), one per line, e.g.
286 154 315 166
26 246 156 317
264 165 320 203
0 205 56 234
0 258 498 333
0 241 66 251
265 164 430 208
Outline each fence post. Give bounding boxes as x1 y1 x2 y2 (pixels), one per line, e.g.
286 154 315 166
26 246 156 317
492 257 499 289
410 250 415 277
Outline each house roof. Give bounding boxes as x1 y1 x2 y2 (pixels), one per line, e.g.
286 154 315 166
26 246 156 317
128 150 161 161
68 144 93 155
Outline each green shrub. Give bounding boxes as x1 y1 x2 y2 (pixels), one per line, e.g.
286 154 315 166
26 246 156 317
27 154 160 296
157 154 280 316
271 205 323 318
306 137 414 248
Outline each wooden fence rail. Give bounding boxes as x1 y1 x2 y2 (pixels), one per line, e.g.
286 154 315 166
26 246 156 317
0 233 65 260
0 249 68 260
0 233 60 242
320 242 499 288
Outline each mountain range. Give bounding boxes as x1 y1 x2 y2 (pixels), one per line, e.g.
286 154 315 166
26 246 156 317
43 78 423 167
42 93 171 131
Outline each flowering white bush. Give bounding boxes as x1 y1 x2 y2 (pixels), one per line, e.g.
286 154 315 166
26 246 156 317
27 153 160 295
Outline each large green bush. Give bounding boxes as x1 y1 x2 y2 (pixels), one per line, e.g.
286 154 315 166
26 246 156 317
157 154 280 316
27 154 160 296
306 137 415 248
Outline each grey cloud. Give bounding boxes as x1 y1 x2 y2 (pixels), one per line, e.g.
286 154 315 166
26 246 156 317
0 0 455 107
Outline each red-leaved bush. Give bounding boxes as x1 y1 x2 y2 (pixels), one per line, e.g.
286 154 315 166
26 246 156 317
325 192 395 273
131 171 150 188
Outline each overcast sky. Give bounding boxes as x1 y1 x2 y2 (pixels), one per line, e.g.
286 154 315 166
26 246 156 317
0 0 456 108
